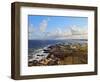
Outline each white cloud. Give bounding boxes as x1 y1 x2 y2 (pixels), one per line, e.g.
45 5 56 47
28 24 35 40
29 24 88 40
28 18 49 40
39 19 48 32
44 25 88 40
70 25 87 35
28 24 34 33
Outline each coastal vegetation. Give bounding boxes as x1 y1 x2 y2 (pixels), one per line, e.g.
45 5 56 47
28 42 88 66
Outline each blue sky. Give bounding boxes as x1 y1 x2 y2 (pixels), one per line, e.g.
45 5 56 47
28 15 88 40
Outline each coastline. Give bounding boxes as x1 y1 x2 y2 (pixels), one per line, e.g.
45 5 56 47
28 39 88 66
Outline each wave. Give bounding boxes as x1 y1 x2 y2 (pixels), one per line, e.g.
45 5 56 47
29 48 49 62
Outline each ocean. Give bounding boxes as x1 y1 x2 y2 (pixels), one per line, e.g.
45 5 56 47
28 39 87 49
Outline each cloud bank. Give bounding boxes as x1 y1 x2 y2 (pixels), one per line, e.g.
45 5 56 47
42 25 88 40
29 21 87 40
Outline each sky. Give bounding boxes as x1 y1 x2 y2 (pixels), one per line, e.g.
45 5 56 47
28 15 88 40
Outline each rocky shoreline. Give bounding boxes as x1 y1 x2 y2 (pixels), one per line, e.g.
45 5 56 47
28 42 87 66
